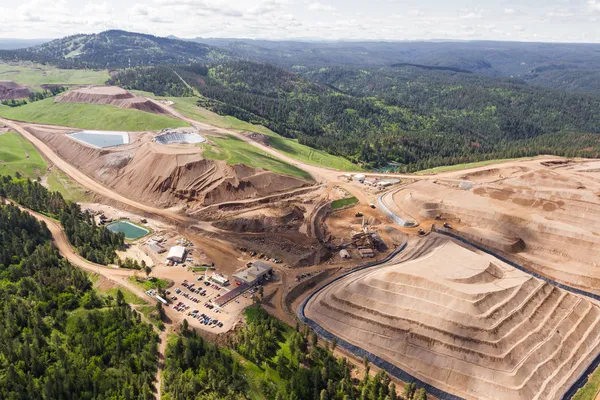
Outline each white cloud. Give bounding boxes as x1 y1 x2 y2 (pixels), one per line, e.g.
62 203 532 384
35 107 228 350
2 0 600 44
546 8 574 18
308 2 336 12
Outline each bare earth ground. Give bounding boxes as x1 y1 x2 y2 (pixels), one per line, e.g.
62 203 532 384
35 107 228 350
305 234 600 400
386 158 600 295
5 87 600 399
55 85 172 115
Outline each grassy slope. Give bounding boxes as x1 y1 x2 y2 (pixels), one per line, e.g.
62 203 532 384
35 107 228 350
331 196 358 209
133 93 362 171
233 307 299 398
46 169 93 203
202 134 312 180
573 366 600 400
0 62 109 85
0 131 47 178
415 157 533 175
0 97 188 131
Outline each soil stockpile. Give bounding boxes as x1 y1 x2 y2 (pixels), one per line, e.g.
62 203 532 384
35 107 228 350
389 159 600 295
54 86 170 115
26 124 311 210
0 81 30 100
305 235 600 400
213 206 305 233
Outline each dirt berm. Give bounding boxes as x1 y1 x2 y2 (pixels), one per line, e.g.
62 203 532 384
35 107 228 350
27 125 311 211
54 86 169 115
0 81 30 100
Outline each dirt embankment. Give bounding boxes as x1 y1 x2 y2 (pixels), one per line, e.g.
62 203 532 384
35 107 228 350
213 205 305 233
54 85 170 115
0 81 30 100
27 125 312 211
305 235 600 400
393 162 600 294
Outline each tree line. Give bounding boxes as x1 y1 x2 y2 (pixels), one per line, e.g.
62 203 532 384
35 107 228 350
0 202 158 400
163 305 427 400
0 176 123 264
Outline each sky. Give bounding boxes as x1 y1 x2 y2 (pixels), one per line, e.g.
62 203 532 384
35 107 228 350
1 0 600 42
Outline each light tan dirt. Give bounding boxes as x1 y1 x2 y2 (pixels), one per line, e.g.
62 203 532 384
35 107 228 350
386 158 600 294
18 122 312 211
305 234 600 400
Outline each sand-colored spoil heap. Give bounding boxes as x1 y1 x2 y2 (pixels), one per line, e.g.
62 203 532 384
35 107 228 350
393 161 600 294
305 236 600 400
54 85 169 115
26 124 310 209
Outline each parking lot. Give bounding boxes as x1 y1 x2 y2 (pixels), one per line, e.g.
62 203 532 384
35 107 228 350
158 270 254 333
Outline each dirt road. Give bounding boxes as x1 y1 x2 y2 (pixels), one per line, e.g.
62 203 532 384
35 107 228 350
1 118 191 224
13 203 173 398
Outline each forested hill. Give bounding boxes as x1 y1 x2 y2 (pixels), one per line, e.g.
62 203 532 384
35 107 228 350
0 30 232 69
0 201 158 399
115 61 600 171
188 38 600 92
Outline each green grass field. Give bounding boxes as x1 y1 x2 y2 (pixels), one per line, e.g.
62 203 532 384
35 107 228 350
572 366 600 400
0 131 47 178
104 287 147 305
331 196 358 209
0 97 189 131
133 94 362 171
202 134 312 180
129 276 170 291
0 62 109 85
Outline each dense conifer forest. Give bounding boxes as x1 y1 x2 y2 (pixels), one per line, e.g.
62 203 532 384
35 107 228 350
0 176 124 264
163 306 415 400
110 61 600 171
0 202 158 399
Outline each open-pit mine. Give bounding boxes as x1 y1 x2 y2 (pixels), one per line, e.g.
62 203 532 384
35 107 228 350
5 85 600 400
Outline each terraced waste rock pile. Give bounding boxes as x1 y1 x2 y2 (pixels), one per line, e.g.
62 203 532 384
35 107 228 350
392 160 600 294
55 85 169 115
26 124 311 209
305 236 600 400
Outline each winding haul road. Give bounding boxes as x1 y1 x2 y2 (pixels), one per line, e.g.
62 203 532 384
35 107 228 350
0 102 569 400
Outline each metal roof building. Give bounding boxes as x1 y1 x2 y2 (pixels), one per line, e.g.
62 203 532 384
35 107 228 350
166 245 187 263
233 261 273 285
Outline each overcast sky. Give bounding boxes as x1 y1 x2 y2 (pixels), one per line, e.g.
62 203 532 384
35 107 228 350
1 0 599 42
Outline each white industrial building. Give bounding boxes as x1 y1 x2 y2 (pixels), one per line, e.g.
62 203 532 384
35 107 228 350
210 274 230 286
166 245 187 263
353 174 366 183
233 261 273 285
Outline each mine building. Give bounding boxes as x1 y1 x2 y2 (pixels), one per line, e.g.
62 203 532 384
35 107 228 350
233 261 273 285
166 245 187 264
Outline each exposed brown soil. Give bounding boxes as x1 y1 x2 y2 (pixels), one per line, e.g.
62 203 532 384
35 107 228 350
24 123 312 211
389 159 600 294
306 235 600 400
54 85 170 115
213 205 305 233
0 80 30 100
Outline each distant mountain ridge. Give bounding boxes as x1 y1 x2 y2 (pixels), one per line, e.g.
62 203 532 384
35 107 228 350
0 30 232 69
0 38 50 50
